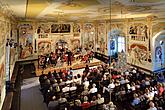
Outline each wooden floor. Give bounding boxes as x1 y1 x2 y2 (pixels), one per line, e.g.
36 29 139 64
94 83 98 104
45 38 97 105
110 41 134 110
35 58 101 76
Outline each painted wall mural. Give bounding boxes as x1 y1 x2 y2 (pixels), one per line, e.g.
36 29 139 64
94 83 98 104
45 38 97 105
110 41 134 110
0 45 4 60
126 21 153 70
73 23 80 33
51 24 71 33
83 23 95 50
37 23 50 38
155 46 162 63
38 40 51 55
19 24 33 59
97 23 106 53
71 39 80 53
0 21 5 46
129 24 148 41
128 44 148 65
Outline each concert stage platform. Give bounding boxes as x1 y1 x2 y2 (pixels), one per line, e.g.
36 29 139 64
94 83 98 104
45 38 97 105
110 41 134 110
35 58 101 76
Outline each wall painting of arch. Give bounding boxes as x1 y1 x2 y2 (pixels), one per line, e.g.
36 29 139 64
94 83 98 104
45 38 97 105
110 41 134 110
19 24 33 59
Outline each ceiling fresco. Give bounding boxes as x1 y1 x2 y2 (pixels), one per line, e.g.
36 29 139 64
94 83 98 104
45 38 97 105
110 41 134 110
0 0 165 21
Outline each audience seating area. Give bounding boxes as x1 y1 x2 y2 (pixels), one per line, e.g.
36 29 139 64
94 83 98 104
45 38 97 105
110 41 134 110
39 64 165 110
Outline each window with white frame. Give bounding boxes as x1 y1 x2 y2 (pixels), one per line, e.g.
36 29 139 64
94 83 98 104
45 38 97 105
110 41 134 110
118 37 125 52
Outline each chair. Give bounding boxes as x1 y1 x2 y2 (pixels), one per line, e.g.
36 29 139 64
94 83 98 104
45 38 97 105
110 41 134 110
63 91 70 100
97 104 103 110
59 102 68 110
89 105 97 110
70 90 77 99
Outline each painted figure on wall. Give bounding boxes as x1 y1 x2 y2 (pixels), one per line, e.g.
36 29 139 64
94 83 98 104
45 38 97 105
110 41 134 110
83 23 95 50
37 23 50 38
98 23 106 53
129 24 148 41
71 39 80 53
155 46 162 63
19 24 33 59
51 24 71 33
0 22 5 46
73 23 80 33
38 41 51 55
128 44 148 65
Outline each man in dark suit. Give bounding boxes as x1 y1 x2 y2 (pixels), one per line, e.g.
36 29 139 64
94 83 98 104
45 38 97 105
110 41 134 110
66 49 72 66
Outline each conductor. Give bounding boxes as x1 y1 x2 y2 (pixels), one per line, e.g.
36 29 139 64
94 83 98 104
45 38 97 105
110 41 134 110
66 49 72 66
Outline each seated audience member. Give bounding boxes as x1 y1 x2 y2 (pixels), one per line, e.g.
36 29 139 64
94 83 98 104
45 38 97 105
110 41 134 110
83 77 89 89
74 99 82 110
81 86 89 96
158 83 164 96
52 79 58 88
76 74 82 85
81 96 90 109
89 83 98 94
101 75 109 87
73 76 78 83
144 88 153 101
131 93 141 106
58 95 67 104
65 78 73 85
120 77 126 85
125 71 129 76
103 80 115 93
147 101 157 110
55 85 60 93
90 96 97 106
48 96 59 110
103 101 117 110
130 82 136 91
126 83 131 92
125 77 130 83
70 83 77 91
145 77 151 86
135 80 141 89
114 79 120 87
97 94 104 104
62 84 70 93
44 86 55 104
59 79 65 88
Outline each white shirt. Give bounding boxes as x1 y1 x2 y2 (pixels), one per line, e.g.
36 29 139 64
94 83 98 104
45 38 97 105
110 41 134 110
131 86 136 91
120 80 126 85
125 72 129 76
62 86 70 92
147 107 157 110
70 86 77 91
66 80 73 84
97 98 104 104
108 83 115 89
83 81 89 88
89 87 98 93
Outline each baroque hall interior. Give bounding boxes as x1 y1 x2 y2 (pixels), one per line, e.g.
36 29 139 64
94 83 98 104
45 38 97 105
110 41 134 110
0 0 165 110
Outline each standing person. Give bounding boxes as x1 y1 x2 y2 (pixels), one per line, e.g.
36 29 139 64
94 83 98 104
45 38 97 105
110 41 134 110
66 49 72 66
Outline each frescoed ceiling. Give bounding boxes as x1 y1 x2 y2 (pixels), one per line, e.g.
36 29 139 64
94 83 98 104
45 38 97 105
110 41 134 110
1 0 165 21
